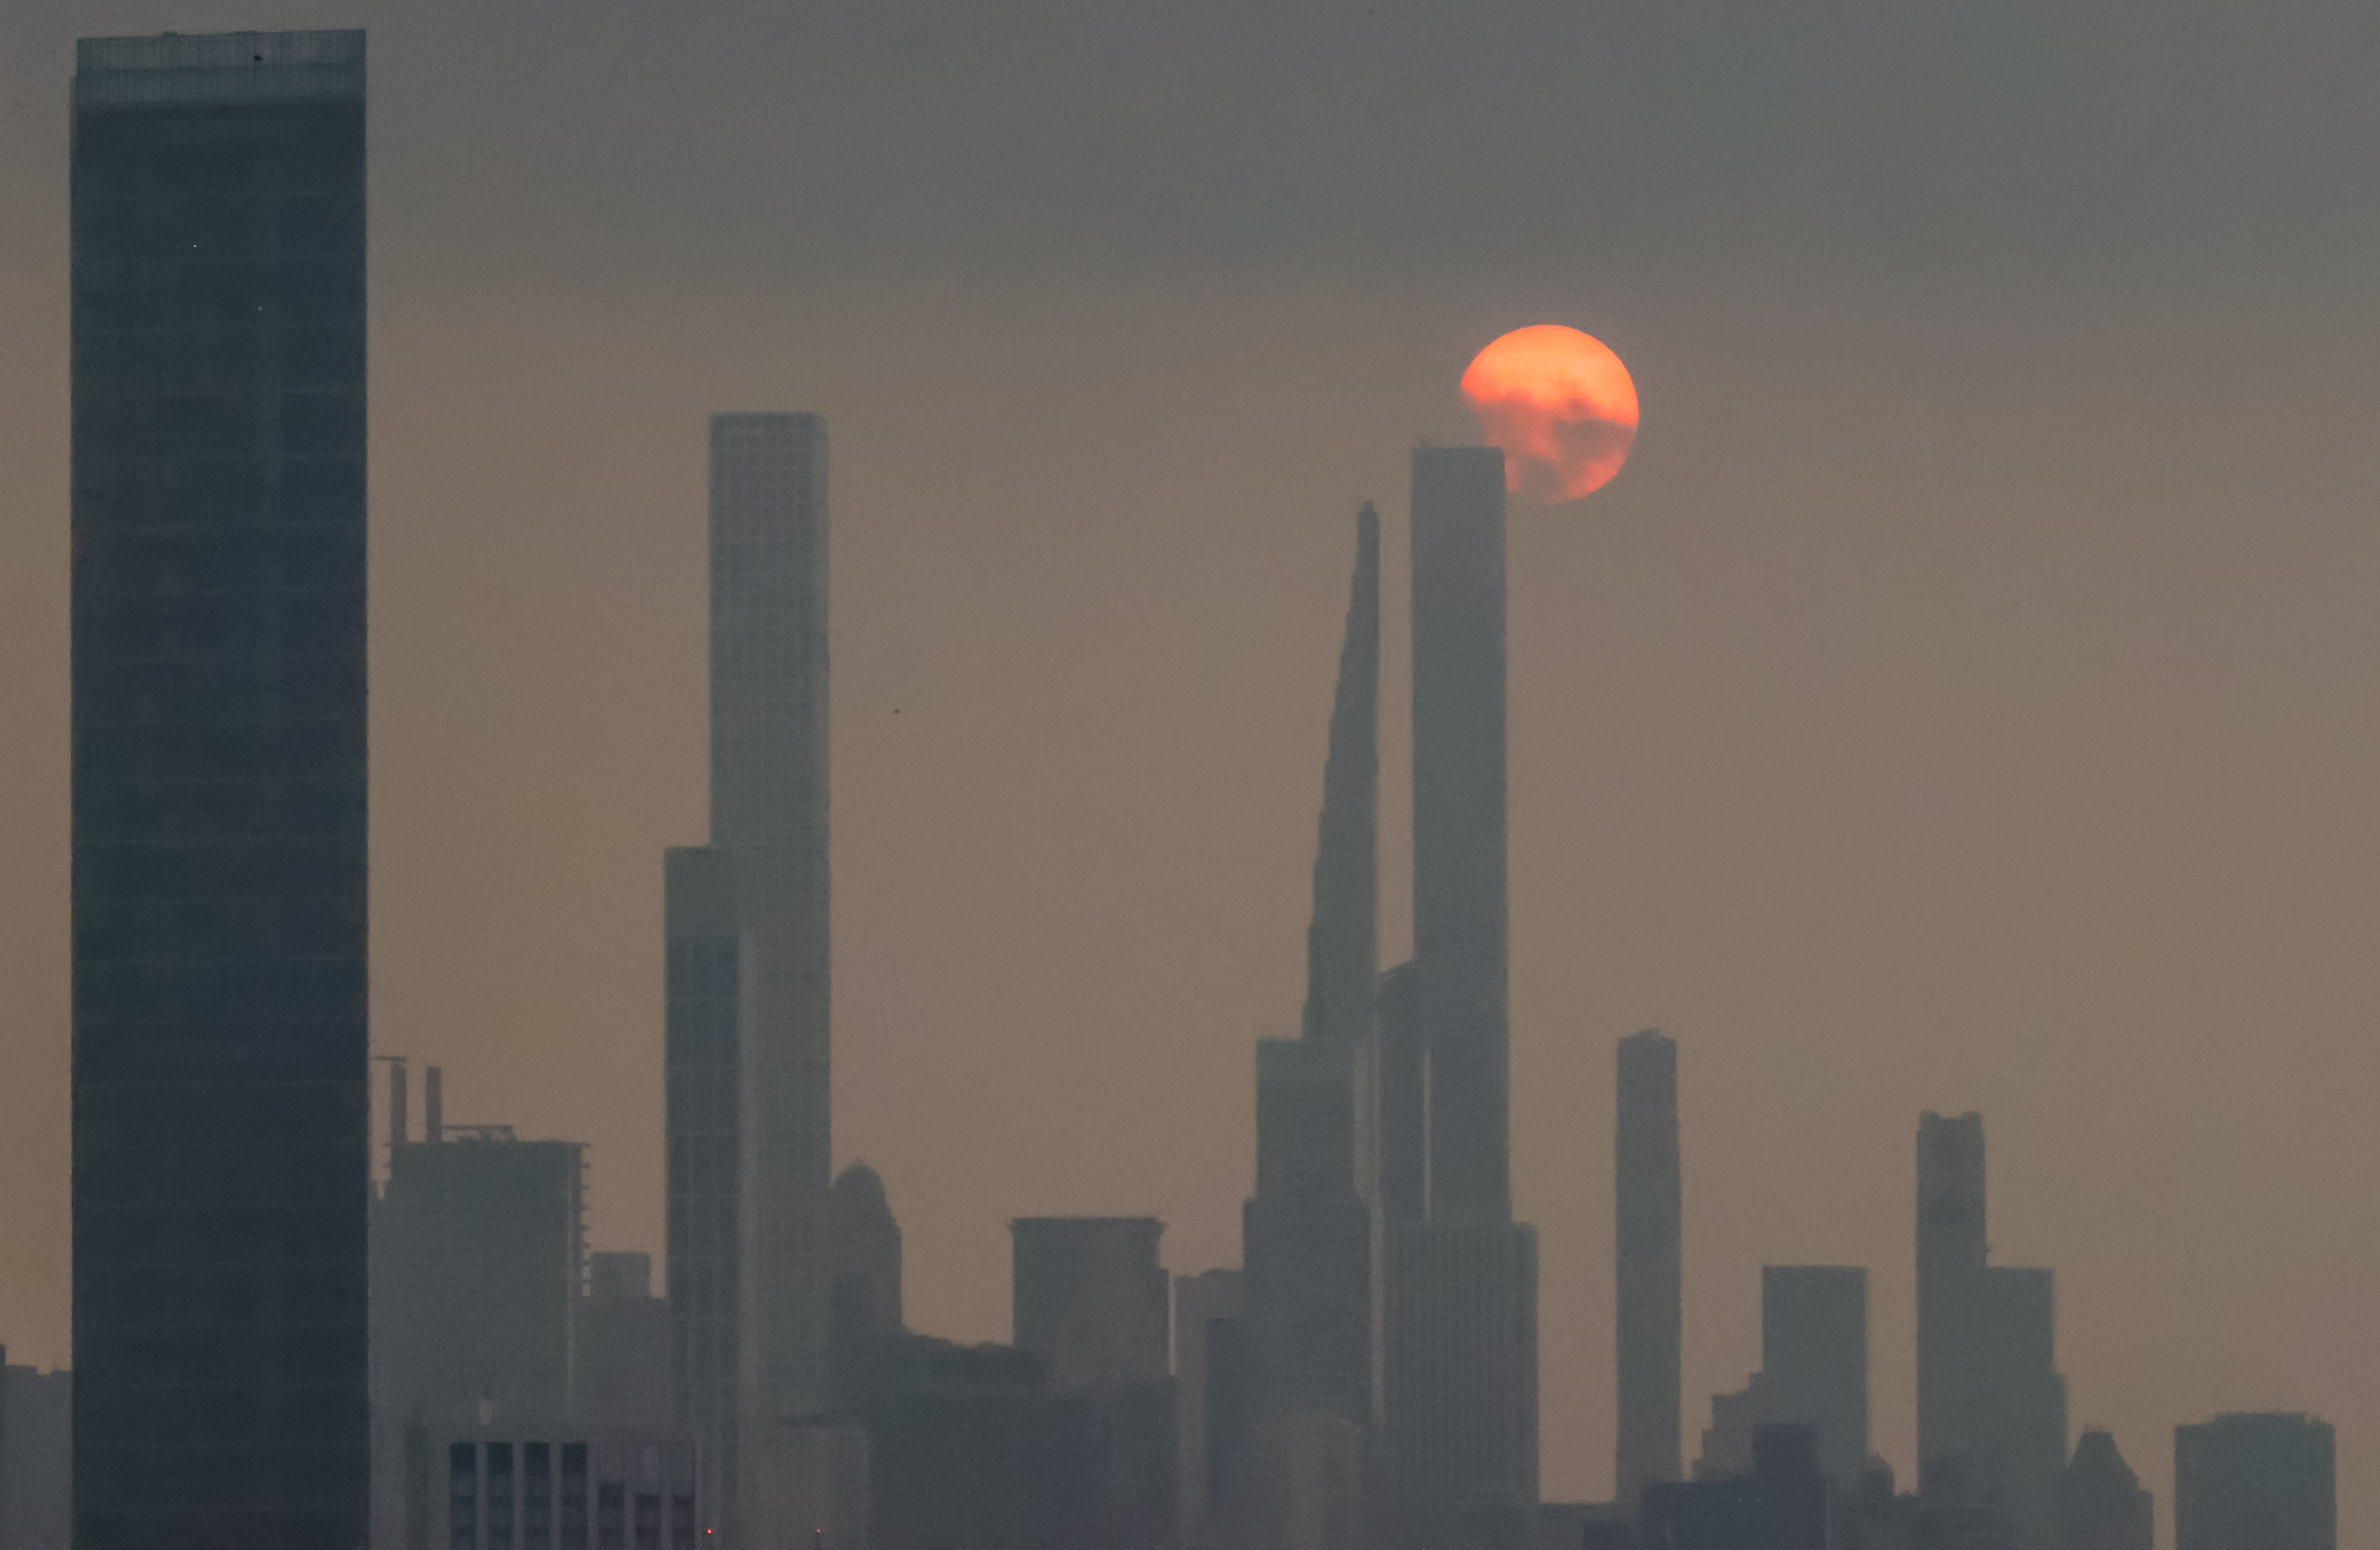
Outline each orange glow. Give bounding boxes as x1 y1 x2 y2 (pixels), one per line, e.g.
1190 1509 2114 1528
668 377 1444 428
1460 325 1640 502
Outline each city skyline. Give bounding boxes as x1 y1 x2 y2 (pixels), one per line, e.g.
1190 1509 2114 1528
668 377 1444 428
3 1 2377 1542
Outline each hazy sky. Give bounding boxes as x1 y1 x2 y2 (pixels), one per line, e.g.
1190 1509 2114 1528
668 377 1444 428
4 1 2378 1543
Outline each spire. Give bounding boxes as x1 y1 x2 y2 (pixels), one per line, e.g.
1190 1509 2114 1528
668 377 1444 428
1301 503 1380 1043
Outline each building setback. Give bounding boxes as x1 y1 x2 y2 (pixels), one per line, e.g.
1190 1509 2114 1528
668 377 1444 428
2174 1413 2334 1550
70 29 370 1549
1616 1029 1683 1507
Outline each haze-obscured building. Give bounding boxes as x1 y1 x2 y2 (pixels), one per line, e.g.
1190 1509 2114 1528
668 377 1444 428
70 28 372 1548
1616 1030 1683 1509
2174 1412 2334 1550
2 1357 71 1550
578 1252 670 1430
1916 1112 2066 1549
1383 448 1540 1539
1176 1269 1244 1546
413 1425 700 1550
2060 1428 2151 1550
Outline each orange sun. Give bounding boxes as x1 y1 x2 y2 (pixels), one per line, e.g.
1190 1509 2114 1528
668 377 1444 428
1460 325 1639 502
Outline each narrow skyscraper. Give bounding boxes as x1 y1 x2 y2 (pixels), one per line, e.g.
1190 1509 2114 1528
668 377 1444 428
665 413 834 1546
1244 506 1383 1495
1616 1029 1683 1507
1384 448 1539 1541
665 844 742 1535
1915 1113 2067 1550
70 30 370 1548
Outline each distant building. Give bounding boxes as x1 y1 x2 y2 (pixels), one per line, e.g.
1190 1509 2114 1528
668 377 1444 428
662 843 740 1536
2 1358 70 1550
832 1163 905 1338
69 28 372 1548
1384 447 1540 1540
578 1252 670 1430
1616 1030 1683 1508
1915 1112 2066 1548
2060 1429 2151 1550
1697 1267 1869 1495
1011 1217 1170 1392
371 1078 588 1543
1175 1269 1244 1545
414 1425 699 1550
2173 1412 2334 1550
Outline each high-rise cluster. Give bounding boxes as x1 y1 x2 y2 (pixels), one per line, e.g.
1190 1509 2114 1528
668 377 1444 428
22 27 2347 1550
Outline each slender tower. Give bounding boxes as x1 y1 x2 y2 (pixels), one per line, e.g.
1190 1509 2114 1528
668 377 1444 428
1383 448 1539 1539
70 30 371 1548
1244 506 1383 1484
662 413 833 1545
1615 1029 1682 1506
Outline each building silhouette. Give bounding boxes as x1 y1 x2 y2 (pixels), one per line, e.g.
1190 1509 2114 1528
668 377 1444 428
416 1427 700 1550
1011 1218 1170 1391
1915 1112 2067 1549
577 1253 670 1430
1616 1029 1683 1507
1697 1267 1867 1497
2173 1412 2334 1550
2059 1428 2151 1550
1007 1219 1176 1549
69 29 371 1548
1175 1269 1244 1546
1244 505 1382 1539
2 1356 71 1550
1384 447 1539 1539
831 1163 904 1340
660 411 834 1546
663 843 741 1536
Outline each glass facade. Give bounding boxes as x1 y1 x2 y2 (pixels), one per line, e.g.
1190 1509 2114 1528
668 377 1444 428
69 29 370 1549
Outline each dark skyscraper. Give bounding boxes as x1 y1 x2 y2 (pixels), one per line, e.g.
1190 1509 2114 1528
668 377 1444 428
830 1162 905 1340
1410 449 1510 1222
1010 1218 1171 1393
2174 1413 2335 1550
1244 505 1382 1503
69 29 369 1549
665 843 741 1537
2060 1429 2152 1550
1374 961 1425 1227
1616 1029 1683 1507
1916 1113 2067 1550
1384 448 1538 1536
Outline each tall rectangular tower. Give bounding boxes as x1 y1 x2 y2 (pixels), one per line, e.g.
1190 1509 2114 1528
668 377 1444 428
710 412 832 1430
665 845 742 1536
1616 1029 1683 1506
2175 1413 2335 1550
1759 1266 1868 1490
1384 448 1538 1539
70 30 370 1549
1410 448 1511 1223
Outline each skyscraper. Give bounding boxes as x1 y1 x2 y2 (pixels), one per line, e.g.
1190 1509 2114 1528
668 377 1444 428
2060 1429 2152 1550
1916 1113 2067 1549
664 844 741 1536
664 413 834 1544
70 29 369 1548
1616 1029 1683 1506
1383 447 1538 1536
1244 505 1382 1511
2174 1413 2334 1550
709 411 834 1433
1758 1267 1867 1491
1175 1268 1245 1545
1010 1218 1171 1393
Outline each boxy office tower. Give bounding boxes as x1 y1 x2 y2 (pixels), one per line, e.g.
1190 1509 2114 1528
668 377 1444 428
70 30 371 1550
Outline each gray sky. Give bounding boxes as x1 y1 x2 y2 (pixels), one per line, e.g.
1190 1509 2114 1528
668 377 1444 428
3 1 2378 1542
